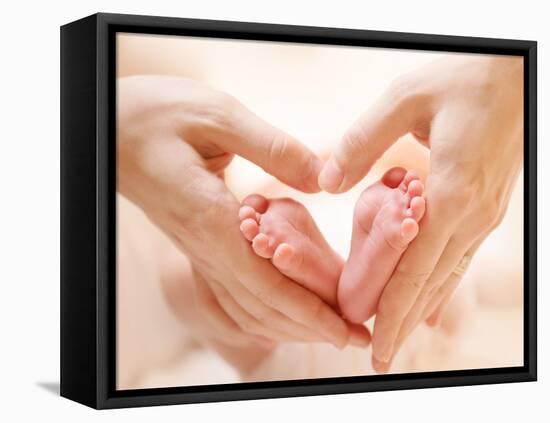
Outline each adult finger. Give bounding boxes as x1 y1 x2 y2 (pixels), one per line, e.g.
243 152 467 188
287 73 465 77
390 236 474 353
220 217 360 348
425 290 453 327
216 99 323 193
205 277 294 342
207 270 328 344
238 265 352 348
372 355 393 374
425 238 485 326
389 234 483 361
318 85 422 193
348 323 372 348
228 264 371 346
394 230 485 351
192 271 274 348
223 266 370 345
371 198 456 363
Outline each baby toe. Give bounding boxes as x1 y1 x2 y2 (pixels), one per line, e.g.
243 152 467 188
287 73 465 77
240 218 259 241
401 217 419 244
239 205 258 222
252 233 275 258
409 196 426 221
399 170 420 192
242 194 269 213
407 179 424 198
272 243 298 271
404 170 419 186
381 167 407 188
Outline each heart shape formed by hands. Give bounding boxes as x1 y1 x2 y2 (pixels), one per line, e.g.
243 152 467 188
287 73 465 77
119 57 523 370
237 166 426 324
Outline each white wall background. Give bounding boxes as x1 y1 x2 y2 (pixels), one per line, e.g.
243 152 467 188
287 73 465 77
0 0 546 421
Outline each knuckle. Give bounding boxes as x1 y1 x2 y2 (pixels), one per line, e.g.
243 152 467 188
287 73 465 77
403 275 428 291
387 75 414 104
491 210 506 230
386 74 428 112
214 90 239 111
342 122 370 157
264 132 317 192
429 182 476 217
424 281 441 300
266 132 290 167
479 209 499 230
393 263 431 291
432 183 474 205
478 199 505 231
200 91 238 130
200 188 237 231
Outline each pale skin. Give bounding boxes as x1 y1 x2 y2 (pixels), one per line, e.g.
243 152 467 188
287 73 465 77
119 54 522 376
238 167 426 323
318 55 524 372
169 165 426 374
117 75 371 354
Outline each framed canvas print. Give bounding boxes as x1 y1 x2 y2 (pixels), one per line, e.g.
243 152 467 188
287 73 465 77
60 13 537 409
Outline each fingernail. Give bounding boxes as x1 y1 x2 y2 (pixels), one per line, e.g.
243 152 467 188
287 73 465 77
318 158 343 193
306 158 324 193
374 343 393 363
372 357 390 374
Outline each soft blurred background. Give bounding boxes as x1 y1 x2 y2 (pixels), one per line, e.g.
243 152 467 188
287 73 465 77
116 33 523 390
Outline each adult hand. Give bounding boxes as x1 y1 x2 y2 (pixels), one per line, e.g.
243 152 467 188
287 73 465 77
118 75 370 350
318 56 523 370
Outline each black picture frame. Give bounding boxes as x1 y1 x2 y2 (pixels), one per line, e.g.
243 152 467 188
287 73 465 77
60 12 537 409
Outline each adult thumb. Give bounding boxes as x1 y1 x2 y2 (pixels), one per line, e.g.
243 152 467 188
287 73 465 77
319 91 420 193
217 100 323 193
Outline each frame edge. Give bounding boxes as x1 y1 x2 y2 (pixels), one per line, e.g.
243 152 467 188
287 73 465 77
60 13 100 409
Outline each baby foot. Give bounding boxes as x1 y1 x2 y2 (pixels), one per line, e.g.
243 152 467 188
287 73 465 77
238 194 343 306
338 167 426 323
